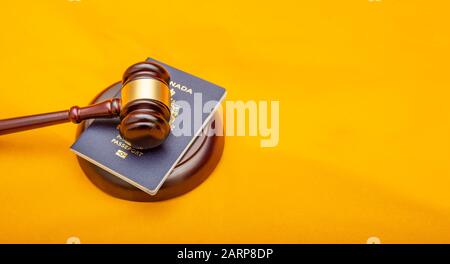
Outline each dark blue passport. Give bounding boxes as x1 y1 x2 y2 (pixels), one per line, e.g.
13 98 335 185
71 58 226 195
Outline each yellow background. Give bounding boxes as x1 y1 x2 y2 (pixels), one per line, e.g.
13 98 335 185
0 0 449 243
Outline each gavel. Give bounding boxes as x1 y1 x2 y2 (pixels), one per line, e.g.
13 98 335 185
0 62 172 149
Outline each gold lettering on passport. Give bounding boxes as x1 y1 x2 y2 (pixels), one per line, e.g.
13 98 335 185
111 135 144 157
170 81 193 94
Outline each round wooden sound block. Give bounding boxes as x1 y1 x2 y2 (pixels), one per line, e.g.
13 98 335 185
75 82 224 202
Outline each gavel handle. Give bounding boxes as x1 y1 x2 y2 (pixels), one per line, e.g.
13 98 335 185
0 98 121 135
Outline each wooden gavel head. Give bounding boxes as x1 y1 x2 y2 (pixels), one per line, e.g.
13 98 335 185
0 61 172 149
118 62 171 150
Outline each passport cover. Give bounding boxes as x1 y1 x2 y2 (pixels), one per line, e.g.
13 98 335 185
71 58 226 195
